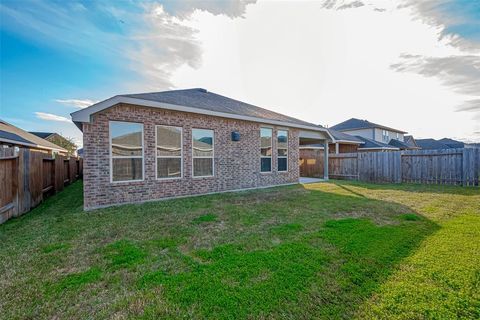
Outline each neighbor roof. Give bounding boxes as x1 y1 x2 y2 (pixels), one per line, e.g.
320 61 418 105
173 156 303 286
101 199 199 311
355 136 399 150
327 128 364 144
331 118 407 134
29 132 55 139
416 138 464 150
71 88 333 139
404 135 419 148
388 138 418 149
438 138 464 149
0 120 67 152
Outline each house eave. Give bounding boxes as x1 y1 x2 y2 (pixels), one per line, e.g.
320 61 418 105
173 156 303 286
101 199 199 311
71 96 334 140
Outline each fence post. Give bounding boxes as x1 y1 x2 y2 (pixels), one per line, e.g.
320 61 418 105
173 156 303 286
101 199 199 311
323 140 329 180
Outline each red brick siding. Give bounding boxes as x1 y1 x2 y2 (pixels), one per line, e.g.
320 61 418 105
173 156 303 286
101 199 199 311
83 104 300 209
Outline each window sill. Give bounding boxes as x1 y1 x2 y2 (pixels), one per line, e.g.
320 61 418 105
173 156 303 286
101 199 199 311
110 179 145 185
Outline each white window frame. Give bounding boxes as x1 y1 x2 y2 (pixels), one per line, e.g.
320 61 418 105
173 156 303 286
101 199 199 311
155 125 183 180
382 130 389 142
109 120 144 183
277 129 288 172
260 127 273 173
192 128 215 178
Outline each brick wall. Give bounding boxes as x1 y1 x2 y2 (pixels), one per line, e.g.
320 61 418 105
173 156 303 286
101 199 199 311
83 103 300 209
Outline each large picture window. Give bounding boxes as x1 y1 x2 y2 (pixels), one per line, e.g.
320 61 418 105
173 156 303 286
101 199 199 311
110 121 143 182
156 125 182 179
260 127 272 172
277 130 288 172
192 128 214 177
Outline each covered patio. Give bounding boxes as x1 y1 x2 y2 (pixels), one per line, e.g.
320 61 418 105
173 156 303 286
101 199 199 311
298 129 331 181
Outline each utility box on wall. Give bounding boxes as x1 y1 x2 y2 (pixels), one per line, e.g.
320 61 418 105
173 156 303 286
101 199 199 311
231 131 241 141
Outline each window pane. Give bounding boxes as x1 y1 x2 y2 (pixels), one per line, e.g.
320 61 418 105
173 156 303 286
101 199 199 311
157 126 181 156
110 122 143 156
278 158 287 171
261 158 271 172
157 158 181 178
112 158 142 182
278 148 287 157
261 147 272 156
194 158 213 177
193 129 213 157
260 128 272 148
277 130 288 149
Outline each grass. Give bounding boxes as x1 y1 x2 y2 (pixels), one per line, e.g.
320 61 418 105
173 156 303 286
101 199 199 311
0 180 479 319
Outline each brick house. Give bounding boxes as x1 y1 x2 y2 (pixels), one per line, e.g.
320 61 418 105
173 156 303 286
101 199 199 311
71 88 332 210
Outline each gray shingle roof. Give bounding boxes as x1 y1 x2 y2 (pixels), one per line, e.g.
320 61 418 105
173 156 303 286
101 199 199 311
0 130 34 145
438 138 464 149
121 88 319 128
29 132 54 139
331 118 407 133
327 128 364 143
0 120 67 152
404 135 418 148
388 139 417 149
416 138 464 150
355 136 398 150
415 139 449 150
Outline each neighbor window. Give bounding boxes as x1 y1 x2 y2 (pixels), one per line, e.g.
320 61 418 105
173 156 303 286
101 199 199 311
260 127 272 172
156 125 182 179
192 128 214 177
110 121 143 182
277 130 288 172
382 130 389 142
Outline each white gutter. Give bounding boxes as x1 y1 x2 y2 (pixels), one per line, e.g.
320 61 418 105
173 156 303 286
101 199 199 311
332 139 364 145
71 96 334 140
358 147 399 151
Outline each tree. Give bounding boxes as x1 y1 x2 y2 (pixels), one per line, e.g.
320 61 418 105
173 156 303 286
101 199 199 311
49 134 78 156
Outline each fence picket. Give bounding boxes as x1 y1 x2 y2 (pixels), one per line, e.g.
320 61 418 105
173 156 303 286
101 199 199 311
301 148 480 187
0 147 83 224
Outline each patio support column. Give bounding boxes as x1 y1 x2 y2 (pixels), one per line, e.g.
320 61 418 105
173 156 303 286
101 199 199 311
335 142 339 154
323 140 329 180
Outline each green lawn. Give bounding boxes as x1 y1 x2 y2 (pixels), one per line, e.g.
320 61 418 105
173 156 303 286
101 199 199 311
0 181 479 319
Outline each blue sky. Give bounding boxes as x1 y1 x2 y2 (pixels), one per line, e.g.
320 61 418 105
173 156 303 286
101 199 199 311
1 0 480 146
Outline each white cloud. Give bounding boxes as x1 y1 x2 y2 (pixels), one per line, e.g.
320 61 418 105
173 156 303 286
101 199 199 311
55 99 98 109
35 112 71 123
170 0 480 141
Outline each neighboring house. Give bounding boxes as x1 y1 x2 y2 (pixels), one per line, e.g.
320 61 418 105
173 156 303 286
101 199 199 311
71 88 333 210
331 118 409 146
416 138 465 150
29 132 77 155
355 136 400 151
327 129 364 153
0 119 68 155
300 129 363 153
404 135 420 149
77 148 84 157
300 128 400 153
438 138 464 149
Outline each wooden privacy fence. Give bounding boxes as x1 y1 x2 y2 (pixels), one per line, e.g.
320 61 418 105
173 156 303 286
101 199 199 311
300 148 480 186
0 148 83 224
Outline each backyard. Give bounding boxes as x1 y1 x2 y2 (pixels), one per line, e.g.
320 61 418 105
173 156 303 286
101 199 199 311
0 180 479 319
